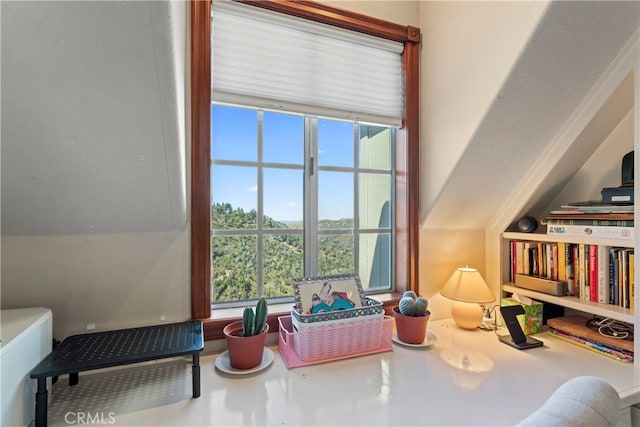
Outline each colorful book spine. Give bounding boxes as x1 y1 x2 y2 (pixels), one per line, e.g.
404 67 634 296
597 245 609 305
578 244 586 300
630 252 635 313
566 244 575 296
622 249 632 309
572 245 579 297
547 224 634 240
515 241 524 275
548 329 633 362
557 242 567 281
611 249 620 306
589 244 597 302
546 218 634 226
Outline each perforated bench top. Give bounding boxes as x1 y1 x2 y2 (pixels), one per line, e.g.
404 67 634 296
30 321 203 378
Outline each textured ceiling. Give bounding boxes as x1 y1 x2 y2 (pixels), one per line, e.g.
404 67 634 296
423 1 640 229
1 1 186 235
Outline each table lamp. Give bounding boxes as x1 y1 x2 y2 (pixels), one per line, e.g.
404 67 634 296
440 266 495 330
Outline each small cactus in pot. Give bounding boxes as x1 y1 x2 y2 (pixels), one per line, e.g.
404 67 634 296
398 291 429 317
242 296 268 336
223 297 269 369
393 291 431 344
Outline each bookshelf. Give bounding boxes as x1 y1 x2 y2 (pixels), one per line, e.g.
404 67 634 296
502 231 635 324
487 27 640 379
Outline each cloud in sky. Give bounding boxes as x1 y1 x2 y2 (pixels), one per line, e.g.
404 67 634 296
248 185 258 193
287 201 298 208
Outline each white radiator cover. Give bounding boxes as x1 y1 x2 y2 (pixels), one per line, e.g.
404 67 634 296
1 308 52 427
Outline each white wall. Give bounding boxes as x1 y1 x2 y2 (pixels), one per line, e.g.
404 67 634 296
418 1 549 313
548 109 634 210
1 231 190 339
1 0 424 340
320 1 542 317
0 1 581 336
420 1 549 216
319 0 420 27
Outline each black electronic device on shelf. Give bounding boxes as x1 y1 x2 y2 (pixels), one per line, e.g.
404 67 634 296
499 305 543 350
601 150 634 205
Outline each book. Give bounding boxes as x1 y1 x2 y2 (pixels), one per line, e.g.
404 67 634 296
548 329 633 362
630 252 635 312
578 243 586 299
546 315 634 353
560 202 634 213
572 245 579 296
523 241 533 276
611 248 620 305
547 224 634 240
557 242 567 281
597 245 609 305
621 249 633 309
565 200 627 207
515 241 524 275
545 218 633 226
566 243 575 296
589 244 597 303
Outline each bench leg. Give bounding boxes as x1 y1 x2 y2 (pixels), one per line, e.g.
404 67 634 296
69 372 79 386
35 377 48 427
192 352 201 398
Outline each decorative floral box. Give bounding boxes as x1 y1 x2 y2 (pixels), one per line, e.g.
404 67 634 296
501 297 543 335
292 274 368 315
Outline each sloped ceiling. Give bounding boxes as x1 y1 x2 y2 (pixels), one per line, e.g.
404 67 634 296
1 1 186 235
423 1 640 229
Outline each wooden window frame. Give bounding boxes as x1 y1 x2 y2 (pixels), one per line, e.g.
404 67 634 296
191 0 420 340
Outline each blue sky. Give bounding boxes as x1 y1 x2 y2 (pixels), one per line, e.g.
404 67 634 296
211 105 354 222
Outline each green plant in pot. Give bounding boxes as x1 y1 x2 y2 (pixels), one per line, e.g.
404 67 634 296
392 291 430 344
223 297 269 369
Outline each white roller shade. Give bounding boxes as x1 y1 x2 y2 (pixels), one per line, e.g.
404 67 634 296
211 1 404 126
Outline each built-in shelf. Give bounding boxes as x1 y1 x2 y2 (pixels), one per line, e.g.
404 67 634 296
491 25 640 371
503 284 635 324
503 231 634 249
502 229 634 325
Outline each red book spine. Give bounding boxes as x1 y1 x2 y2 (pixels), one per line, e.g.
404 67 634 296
572 246 579 297
589 244 598 302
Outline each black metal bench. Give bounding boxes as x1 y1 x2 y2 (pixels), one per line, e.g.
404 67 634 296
30 320 203 427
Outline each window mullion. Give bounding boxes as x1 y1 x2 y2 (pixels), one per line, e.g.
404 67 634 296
257 111 264 297
353 123 360 276
304 117 318 276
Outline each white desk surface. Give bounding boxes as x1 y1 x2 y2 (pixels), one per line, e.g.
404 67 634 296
209 319 639 427
0 307 52 353
46 318 640 426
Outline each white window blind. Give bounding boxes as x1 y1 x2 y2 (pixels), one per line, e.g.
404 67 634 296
211 1 404 127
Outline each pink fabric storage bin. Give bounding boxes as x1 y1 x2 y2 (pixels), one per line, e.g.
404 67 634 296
278 315 393 369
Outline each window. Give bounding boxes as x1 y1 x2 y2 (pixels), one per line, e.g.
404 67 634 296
211 105 395 304
191 0 420 337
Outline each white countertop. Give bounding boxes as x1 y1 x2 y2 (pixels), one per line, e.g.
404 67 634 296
0 307 52 353
49 318 638 426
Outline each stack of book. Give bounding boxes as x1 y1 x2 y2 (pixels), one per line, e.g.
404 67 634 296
547 315 634 362
508 240 634 309
545 200 634 240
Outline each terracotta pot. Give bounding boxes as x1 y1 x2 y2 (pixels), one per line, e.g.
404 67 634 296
223 321 269 370
392 306 430 344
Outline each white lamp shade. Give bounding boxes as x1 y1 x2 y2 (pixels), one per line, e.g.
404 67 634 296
440 267 495 304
